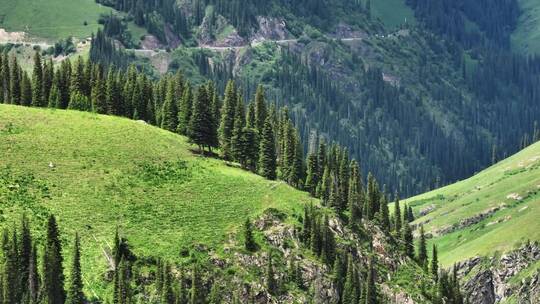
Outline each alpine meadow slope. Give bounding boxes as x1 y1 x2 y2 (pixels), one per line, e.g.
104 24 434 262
0 104 314 295
406 141 540 266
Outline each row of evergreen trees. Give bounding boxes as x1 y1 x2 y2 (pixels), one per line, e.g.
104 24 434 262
0 215 83 304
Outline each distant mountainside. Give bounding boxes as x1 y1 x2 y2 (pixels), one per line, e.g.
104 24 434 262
406 140 540 303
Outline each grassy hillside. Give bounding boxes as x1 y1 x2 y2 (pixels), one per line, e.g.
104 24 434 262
0 0 111 40
0 105 314 297
512 0 540 55
405 141 540 266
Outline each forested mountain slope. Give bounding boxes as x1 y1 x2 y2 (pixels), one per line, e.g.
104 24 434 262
0 104 460 303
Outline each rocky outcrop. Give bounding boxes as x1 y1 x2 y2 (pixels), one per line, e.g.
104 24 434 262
251 17 290 44
433 205 504 236
456 242 540 304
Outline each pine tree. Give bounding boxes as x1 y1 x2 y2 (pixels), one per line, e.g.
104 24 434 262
177 83 193 135
21 71 32 106
417 225 428 270
161 263 175 304
379 194 390 233
402 223 414 259
431 244 439 282
394 195 402 235
28 243 39 304
18 214 32 300
31 52 44 106
342 256 356 304
407 206 415 223
254 85 267 134
321 216 336 265
218 80 237 160
66 233 84 304
10 56 21 105
3 230 21 304
258 116 277 180
91 72 107 114
188 84 217 153
304 153 319 196
244 218 257 252
348 160 362 225
333 252 346 298
231 98 246 162
161 79 179 132
42 215 65 304
246 101 256 128
318 166 331 204
365 259 377 304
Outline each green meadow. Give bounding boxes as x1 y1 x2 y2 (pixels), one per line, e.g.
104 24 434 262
0 105 315 297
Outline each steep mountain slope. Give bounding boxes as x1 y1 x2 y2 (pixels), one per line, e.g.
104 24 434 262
0 104 313 294
405 142 540 303
407 141 540 266
1 104 445 303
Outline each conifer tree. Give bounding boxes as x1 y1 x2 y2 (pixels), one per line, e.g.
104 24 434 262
21 71 32 106
379 194 390 233
161 263 175 304
189 84 218 153
10 56 21 105
407 206 415 223
342 256 356 304
333 252 346 298
254 85 267 134
394 195 402 235
305 153 319 196
91 72 107 114
321 216 336 265
318 166 331 204
417 225 428 270
28 243 39 304
348 160 362 225
177 83 193 135
244 218 257 252
42 58 54 106
32 52 44 106
3 230 21 304
66 233 84 304
431 244 439 282
246 101 256 128
365 259 377 304
162 79 179 132
258 116 277 180
231 98 245 162
42 215 65 304
402 223 414 259
218 80 237 159
19 214 32 300
239 127 259 172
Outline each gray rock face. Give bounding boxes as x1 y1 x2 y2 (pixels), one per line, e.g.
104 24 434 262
457 242 540 304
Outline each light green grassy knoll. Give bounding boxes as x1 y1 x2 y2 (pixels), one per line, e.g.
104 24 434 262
371 0 416 29
0 104 314 297
405 141 540 266
512 0 540 55
0 0 111 40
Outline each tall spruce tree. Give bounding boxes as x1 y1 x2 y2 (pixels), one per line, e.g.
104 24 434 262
218 80 237 159
31 52 44 106
177 82 193 135
417 225 428 270
305 153 319 196
266 253 277 296
258 116 277 180
66 233 84 304
365 259 377 304
161 79 179 132
244 218 257 252
254 85 267 134
28 243 39 304
42 215 65 304
394 195 402 235
431 244 439 282
402 223 414 259
188 84 218 153
10 56 21 105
